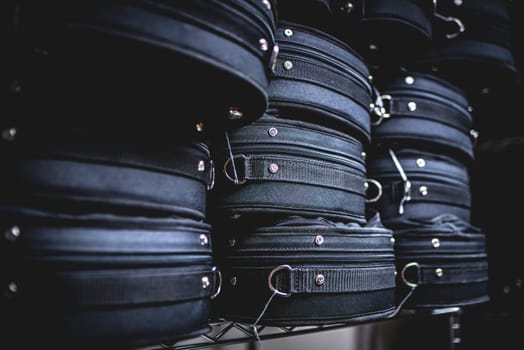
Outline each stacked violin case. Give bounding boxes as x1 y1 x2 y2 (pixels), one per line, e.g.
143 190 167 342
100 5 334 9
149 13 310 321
367 71 490 310
1 1 278 348
209 21 398 326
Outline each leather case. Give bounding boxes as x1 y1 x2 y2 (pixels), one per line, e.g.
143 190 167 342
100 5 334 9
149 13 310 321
372 71 476 162
268 21 373 143
210 113 368 225
213 215 396 326
367 148 472 223
0 206 219 348
390 214 489 309
6 0 278 135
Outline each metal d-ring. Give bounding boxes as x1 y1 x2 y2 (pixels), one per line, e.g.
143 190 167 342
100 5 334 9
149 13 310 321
223 154 247 185
372 94 392 126
401 262 421 288
210 266 222 299
433 0 465 39
267 264 292 297
365 178 383 203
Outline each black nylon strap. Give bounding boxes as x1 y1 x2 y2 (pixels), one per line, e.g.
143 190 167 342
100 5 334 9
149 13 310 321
273 57 371 108
387 180 471 207
388 96 471 133
274 266 396 293
47 267 217 306
417 262 488 285
242 155 365 193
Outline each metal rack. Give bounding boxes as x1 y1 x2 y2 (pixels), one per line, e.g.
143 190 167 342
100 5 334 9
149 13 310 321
138 307 462 350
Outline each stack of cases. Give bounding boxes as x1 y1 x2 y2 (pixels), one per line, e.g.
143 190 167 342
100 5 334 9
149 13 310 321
367 71 490 309
209 21 397 325
1 1 277 348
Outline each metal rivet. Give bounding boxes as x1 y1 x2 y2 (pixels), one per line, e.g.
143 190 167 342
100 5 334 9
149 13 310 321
394 270 398 276
197 160 205 172
2 128 17 142
419 186 428 196
230 276 238 286
361 151 367 160
408 102 417 111
283 28 293 37
259 38 268 51
315 274 325 286
368 75 373 82
431 238 440 248
435 268 444 277
340 2 354 14
10 80 21 93
199 234 208 246
262 0 271 10
481 87 490 95
4 226 20 242
228 239 236 247
405 76 415 85
390 237 396 244
369 44 378 50
364 182 369 189
6 282 18 295
416 158 426 168
283 60 293 70
314 235 324 246
202 276 210 289
268 163 279 173
468 106 474 113
195 122 204 132
454 0 463 6
268 127 278 137
228 107 243 119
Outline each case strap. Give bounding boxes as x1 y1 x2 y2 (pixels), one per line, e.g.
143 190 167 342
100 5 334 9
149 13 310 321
386 180 471 208
271 265 396 294
401 261 488 286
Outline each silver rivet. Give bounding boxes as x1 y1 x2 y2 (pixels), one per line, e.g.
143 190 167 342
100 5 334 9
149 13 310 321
268 163 279 173
228 239 236 247
10 80 21 93
197 160 205 172
394 270 398 276
416 158 426 167
361 152 367 160
202 276 210 289
419 186 428 196
2 128 17 142
230 276 238 286
405 76 415 85
368 75 373 82
364 182 369 189
262 0 271 10
259 38 269 51
390 237 396 243
431 238 440 248
340 2 354 14
314 235 324 246
268 127 278 137
199 234 208 246
454 0 463 5
7 282 18 294
283 60 293 70
468 106 474 113
195 122 204 132
481 87 490 95
369 43 378 50
408 102 417 111
228 107 243 119
4 226 20 241
315 274 325 286
283 28 293 37
435 268 444 277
